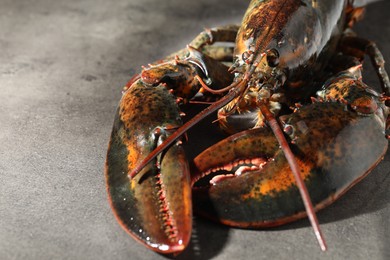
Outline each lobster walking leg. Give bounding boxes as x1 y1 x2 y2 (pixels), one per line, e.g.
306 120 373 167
163 25 239 63
339 35 390 95
188 25 239 50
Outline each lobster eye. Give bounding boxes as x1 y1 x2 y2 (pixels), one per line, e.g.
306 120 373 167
267 49 279 67
242 50 253 64
283 124 294 136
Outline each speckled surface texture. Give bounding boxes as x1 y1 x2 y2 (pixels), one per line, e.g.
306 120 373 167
0 0 389 259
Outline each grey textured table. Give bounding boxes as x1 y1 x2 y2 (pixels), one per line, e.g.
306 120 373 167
1 0 389 259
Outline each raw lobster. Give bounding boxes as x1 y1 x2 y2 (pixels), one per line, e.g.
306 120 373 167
105 0 389 254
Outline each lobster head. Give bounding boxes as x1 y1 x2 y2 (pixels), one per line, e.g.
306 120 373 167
217 0 348 133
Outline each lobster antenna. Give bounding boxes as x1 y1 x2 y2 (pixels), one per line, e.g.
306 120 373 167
259 102 327 251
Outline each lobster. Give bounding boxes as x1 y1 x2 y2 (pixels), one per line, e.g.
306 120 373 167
105 0 389 255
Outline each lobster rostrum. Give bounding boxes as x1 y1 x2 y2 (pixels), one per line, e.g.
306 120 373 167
105 0 390 255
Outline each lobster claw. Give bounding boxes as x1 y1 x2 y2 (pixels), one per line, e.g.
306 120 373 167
105 44 236 254
192 74 388 227
106 80 192 254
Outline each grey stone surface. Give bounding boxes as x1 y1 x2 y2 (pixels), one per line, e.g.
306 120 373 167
0 0 389 259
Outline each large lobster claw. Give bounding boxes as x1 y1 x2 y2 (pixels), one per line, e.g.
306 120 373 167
192 73 388 228
105 45 235 254
105 80 192 254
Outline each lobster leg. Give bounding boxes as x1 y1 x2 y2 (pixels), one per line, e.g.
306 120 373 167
328 53 362 75
188 25 239 50
339 35 390 95
163 25 239 63
192 71 388 229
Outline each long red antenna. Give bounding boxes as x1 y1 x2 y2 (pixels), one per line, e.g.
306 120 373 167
259 103 327 251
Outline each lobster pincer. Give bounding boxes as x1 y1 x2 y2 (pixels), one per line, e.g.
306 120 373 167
105 47 234 254
192 69 389 228
105 79 192 253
